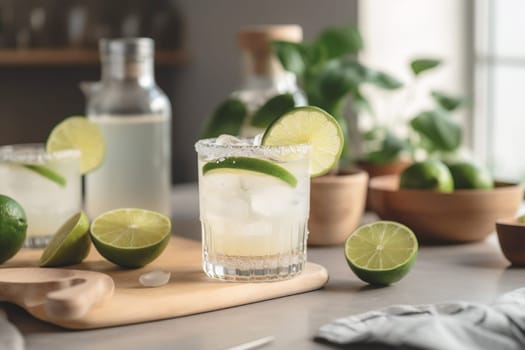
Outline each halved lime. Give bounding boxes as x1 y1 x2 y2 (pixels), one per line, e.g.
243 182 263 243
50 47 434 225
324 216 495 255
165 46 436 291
262 106 344 177
39 211 91 267
90 208 171 268
202 156 297 187
344 221 418 285
46 116 105 174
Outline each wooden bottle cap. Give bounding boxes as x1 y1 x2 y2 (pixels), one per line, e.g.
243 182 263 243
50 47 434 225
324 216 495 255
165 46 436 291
237 25 303 52
237 25 302 75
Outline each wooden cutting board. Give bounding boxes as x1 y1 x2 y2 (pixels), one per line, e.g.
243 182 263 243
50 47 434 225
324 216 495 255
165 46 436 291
1 236 328 329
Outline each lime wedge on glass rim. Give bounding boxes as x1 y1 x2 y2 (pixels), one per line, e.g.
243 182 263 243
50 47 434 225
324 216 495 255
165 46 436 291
261 106 344 177
90 208 172 268
46 116 105 174
344 221 418 286
39 211 91 267
202 156 297 187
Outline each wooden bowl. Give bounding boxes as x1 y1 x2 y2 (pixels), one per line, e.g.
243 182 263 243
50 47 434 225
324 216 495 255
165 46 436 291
369 175 523 244
496 218 525 266
308 168 368 246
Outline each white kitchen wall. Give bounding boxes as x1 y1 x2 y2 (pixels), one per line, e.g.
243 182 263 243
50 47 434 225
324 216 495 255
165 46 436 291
357 0 473 156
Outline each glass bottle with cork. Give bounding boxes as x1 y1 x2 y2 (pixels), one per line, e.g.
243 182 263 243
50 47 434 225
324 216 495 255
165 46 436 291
84 37 171 219
234 25 306 137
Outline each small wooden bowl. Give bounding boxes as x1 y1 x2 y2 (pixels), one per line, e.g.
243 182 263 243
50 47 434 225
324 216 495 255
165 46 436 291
369 175 523 244
496 218 525 266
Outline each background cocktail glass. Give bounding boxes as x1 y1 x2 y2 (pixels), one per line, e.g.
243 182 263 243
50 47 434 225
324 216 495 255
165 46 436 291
195 138 311 282
0 144 81 248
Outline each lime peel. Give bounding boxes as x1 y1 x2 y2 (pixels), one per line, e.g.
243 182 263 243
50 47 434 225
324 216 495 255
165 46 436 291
0 195 27 264
202 156 297 187
22 164 66 187
39 211 91 267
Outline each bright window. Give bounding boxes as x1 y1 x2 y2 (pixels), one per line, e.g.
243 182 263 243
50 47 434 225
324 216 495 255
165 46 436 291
475 0 525 182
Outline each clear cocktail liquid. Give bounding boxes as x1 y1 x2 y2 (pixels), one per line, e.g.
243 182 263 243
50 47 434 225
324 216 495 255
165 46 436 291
196 138 311 282
85 114 171 218
0 144 81 247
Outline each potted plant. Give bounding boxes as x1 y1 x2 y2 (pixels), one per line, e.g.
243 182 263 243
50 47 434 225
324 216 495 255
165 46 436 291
357 58 467 169
272 24 403 164
272 25 470 244
271 24 404 245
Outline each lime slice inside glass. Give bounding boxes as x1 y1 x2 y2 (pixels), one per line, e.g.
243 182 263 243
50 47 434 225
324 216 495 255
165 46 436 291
262 106 344 177
46 116 105 174
90 208 171 268
202 156 297 187
344 221 418 285
22 164 66 187
39 211 91 267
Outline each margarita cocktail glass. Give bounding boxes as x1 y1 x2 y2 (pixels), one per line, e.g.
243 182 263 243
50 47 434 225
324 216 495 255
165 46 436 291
0 144 81 248
195 137 311 282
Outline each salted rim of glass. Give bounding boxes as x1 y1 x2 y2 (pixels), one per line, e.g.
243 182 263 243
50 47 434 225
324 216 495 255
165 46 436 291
195 138 311 159
0 144 81 164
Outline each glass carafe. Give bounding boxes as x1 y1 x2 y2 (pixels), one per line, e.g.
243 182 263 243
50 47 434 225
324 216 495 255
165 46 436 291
234 25 306 137
84 38 172 219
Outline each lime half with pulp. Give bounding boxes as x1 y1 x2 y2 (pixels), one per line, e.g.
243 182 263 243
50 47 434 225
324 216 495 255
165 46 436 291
262 106 344 177
344 221 418 285
202 156 297 187
90 208 171 268
39 211 91 267
46 116 105 174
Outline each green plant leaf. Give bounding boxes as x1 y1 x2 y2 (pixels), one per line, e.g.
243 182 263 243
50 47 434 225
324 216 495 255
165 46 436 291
318 59 403 105
431 90 465 111
317 25 363 60
365 132 407 164
363 128 384 141
410 58 442 76
200 98 247 138
372 71 403 90
271 41 307 76
410 110 462 151
318 60 368 103
250 93 296 128
350 89 374 115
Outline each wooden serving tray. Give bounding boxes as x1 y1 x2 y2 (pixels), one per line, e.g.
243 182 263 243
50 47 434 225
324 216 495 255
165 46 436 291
1 237 328 329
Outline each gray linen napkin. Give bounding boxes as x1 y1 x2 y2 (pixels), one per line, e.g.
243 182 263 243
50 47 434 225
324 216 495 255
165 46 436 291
316 288 525 350
0 310 24 350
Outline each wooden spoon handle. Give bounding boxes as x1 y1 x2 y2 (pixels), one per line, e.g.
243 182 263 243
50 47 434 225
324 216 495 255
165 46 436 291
44 271 115 320
0 268 115 320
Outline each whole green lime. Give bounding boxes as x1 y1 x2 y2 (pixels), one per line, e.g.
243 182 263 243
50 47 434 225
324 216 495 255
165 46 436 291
447 162 494 190
399 160 454 192
0 194 27 264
